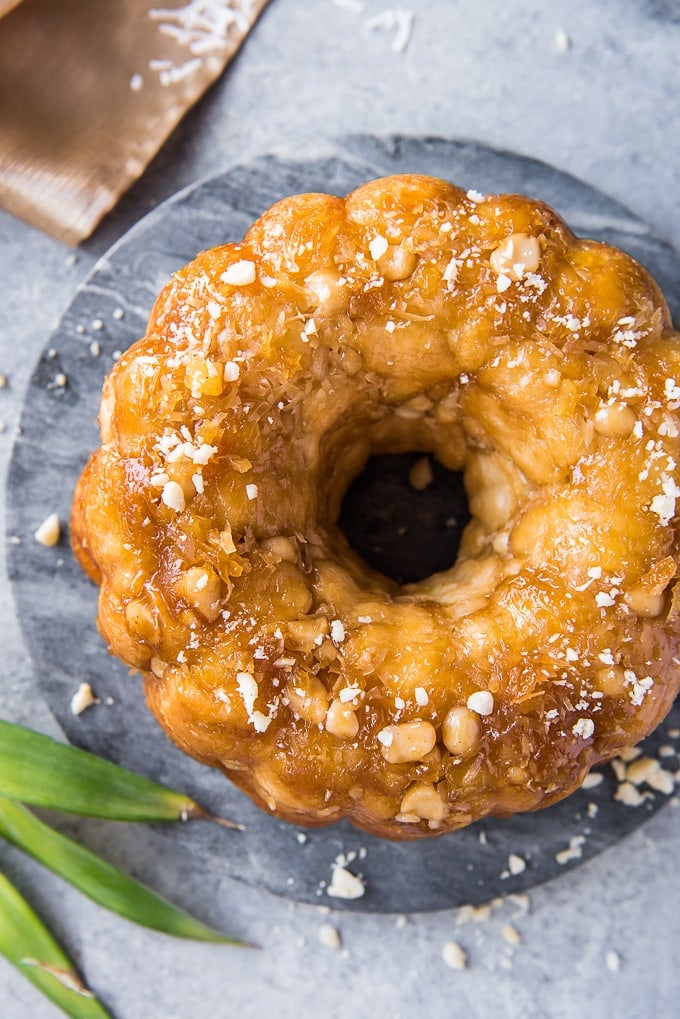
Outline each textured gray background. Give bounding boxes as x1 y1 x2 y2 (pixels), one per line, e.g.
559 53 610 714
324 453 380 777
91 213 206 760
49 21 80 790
1 1 679 1016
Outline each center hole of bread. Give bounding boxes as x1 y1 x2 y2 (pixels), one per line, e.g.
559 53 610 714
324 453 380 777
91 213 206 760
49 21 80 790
338 453 471 585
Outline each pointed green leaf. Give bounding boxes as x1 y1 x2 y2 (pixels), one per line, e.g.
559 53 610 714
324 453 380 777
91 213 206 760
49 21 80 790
0 720 242 828
0 869 111 1019
0 797 247 944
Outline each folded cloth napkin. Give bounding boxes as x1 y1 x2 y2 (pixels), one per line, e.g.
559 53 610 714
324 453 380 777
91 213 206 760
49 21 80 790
0 0 269 244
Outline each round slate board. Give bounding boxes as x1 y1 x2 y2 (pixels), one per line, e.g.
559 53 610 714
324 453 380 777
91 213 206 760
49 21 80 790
7 135 680 913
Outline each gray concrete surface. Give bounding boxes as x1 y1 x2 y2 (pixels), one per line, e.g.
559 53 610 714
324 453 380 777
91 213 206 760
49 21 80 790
1 1 679 1016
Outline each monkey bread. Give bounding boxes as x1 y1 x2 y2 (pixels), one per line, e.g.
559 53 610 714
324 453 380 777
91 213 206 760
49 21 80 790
71 175 680 838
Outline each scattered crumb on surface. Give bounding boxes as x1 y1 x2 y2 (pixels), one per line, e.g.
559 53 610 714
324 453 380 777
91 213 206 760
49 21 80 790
507 853 526 876
555 28 571 52
365 8 414 53
555 834 586 865
34 512 60 547
408 455 434 490
605 949 621 973
0 373 7 389
318 923 341 949
327 859 365 900
501 924 522 946
614 781 647 807
507 893 530 918
70 682 98 716
581 771 604 790
296 832 307 844
456 900 500 925
441 940 468 971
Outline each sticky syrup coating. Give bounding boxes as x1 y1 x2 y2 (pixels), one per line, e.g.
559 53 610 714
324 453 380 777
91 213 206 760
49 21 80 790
71 175 680 839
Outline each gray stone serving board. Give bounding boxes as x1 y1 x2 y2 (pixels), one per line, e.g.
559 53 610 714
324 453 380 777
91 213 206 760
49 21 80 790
6 135 680 913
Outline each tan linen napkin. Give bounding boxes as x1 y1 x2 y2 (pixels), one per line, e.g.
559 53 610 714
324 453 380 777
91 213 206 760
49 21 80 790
0 0 269 245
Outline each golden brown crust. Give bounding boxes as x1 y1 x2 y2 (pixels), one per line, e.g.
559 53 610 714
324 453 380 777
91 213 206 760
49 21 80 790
71 174 680 838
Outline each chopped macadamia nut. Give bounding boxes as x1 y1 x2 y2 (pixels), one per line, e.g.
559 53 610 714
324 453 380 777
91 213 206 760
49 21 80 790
614 782 646 807
502 924 522 946
593 404 637 438
369 235 389 261
605 949 621 973
161 481 185 512
34 512 60 547
326 699 359 739
555 834 586 865
441 941 468 971
399 781 447 822
305 270 348 314
378 720 437 764
442 706 481 757
376 244 416 282
327 863 365 900
507 853 526 875
490 233 541 282
466 691 494 716
581 772 604 790
220 260 256 286
70 682 98 715
409 456 434 490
